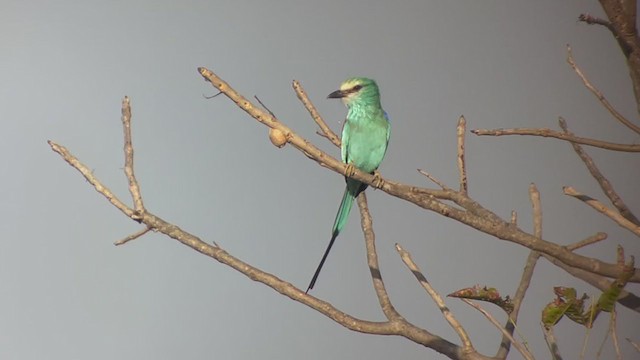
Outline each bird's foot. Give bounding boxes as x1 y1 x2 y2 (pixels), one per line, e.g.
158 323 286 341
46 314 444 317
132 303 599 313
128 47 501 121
372 170 385 189
345 163 356 178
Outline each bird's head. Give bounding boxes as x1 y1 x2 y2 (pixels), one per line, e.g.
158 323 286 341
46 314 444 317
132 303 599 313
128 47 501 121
327 77 380 107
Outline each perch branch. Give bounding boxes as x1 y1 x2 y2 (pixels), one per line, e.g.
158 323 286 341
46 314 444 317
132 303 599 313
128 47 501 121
197 67 640 283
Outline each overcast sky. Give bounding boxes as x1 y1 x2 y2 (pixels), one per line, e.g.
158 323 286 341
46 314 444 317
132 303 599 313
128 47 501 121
2 1 639 359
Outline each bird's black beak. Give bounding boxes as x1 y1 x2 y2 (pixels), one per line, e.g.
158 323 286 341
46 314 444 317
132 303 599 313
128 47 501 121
327 89 346 99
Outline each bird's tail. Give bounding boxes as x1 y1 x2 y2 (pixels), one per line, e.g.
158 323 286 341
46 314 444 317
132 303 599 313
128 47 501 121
306 179 366 292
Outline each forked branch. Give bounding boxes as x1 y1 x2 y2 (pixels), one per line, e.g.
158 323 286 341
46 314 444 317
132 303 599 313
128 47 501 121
49 96 483 360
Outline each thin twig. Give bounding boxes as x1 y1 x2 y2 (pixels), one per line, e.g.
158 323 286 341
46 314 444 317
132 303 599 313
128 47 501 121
578 13 615 33
292 80 341 147
462 299 534 360
115 227 152 246
579 13 616 31
597 313 611 358
611 309 622 360
417 169 448 189
627 337 640 352
203 91 222 99
566 232 608 251
254 95 277 118
456 116 468 194
121 97 145 218
395 244 474 352
358 193 402 321
581 302 594 359
566 45 640 135
497 184 543 359
541 322 563 360
559 117 639 225
471 128 640 152
563 186 640 237
530 184 542 239
48 141 136 218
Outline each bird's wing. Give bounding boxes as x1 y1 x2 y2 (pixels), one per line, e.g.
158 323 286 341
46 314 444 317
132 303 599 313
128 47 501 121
384 111 391 146
341 117 350 164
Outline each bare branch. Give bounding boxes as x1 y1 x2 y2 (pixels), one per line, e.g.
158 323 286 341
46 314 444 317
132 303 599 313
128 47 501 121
563 186 640 237
471 128 640 152
566 45 640 134
497 184 543 359
114 227 152 246
628 337 640 352
541 322 563 360
611 309 622 360
293 80 341 147
418 169 449 190
48 141 137 219
434 188 640 282
530 184 542 239
566 232 608 251
456 116 468 194
121 97 145 218
357 193 402 321
462 299 534 360
396 243 474 353
578 13 616 33
559 117 639 225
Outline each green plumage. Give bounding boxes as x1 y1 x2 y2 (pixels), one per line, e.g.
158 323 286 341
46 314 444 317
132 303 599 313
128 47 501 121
306 77 390 292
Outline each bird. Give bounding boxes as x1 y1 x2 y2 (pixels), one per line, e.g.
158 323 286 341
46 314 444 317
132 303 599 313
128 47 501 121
306 77 391 292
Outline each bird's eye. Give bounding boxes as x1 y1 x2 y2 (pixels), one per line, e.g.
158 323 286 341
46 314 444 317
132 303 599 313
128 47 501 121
352 85 363 92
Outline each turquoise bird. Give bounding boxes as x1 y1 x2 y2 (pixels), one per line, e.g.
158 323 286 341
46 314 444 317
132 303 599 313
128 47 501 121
306 77 391 292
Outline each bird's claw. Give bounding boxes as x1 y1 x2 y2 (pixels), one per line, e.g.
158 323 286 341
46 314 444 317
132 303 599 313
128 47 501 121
372 170 384 189
345 163 356 178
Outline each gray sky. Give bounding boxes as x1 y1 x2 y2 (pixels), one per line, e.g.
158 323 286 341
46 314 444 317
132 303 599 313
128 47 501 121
2 1 639 359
